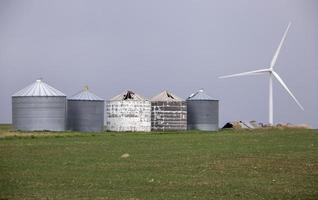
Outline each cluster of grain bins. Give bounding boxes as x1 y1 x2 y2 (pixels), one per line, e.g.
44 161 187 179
12 79 67 131
12 80 104 132
105 90 151 132
11 80 219 132
151 91 187 131
67 86 104 132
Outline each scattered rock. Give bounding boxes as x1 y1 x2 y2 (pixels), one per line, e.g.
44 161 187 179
149 178 154 183
120 153 130 158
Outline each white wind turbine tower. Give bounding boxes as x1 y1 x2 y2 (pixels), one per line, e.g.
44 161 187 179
219 22 304 125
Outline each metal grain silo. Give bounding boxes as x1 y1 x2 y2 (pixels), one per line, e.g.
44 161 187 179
151 90 187 131
105 90 151 132
12 79 66 131
67 86 105 132
187 89 219 131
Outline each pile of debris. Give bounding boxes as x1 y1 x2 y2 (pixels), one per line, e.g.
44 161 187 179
276 123 310 129
222 121 310 129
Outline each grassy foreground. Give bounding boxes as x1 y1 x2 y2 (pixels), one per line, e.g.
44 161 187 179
0 125 317 200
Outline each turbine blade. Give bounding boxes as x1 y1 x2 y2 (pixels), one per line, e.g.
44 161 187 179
272 71 304 110
219 68 270 79
270 22 291 68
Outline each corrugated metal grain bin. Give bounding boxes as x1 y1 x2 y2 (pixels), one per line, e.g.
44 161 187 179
12 79 66 131
105 90 151 132
151 90 187 131
67 86 104 132
187 89 219 131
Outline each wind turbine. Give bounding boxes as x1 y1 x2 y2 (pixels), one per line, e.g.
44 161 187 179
219 22 304 125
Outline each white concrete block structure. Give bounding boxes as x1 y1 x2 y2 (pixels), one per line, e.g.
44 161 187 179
105 90 151 132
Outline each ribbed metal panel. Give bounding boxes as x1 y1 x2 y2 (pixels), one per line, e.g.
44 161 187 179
186 100 219 131
67 100 105 132
12 96 66 131
151 101 187 131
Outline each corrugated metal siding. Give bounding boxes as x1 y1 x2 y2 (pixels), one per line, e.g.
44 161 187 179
151 101 187 131
12 96 66 131
187 100 219 131
67 100 105 132
105 100 151 132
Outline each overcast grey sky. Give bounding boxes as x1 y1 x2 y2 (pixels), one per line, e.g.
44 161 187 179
0 0 317 127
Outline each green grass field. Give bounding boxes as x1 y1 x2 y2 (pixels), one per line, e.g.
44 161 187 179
0 125 317 200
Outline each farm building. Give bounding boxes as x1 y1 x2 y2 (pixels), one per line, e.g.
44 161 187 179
67 86 104 132
12 79 66 131
187 89 219 131
105 90 151 132
151 90 187 131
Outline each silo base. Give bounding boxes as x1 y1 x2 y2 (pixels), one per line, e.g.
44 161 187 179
187 124 218 131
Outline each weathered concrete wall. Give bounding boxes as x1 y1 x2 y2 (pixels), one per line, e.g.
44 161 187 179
105 100 151 132
151 101 187 131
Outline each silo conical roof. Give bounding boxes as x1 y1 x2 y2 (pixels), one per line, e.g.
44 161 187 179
187 89 216 100
69 86 104 101
110 90 145 101
150 90 183 102
12 79 66 97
